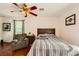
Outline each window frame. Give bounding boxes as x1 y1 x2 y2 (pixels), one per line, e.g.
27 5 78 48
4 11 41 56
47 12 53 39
13 20 25 35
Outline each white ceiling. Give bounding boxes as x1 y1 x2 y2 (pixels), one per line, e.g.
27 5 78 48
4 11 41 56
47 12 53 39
0 3 70 18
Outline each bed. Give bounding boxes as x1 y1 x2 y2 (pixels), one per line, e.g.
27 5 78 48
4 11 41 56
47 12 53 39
27 28 79 56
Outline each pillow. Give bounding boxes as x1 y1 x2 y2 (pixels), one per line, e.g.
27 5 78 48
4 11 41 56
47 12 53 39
24 38 28 40
36 36 48 40
38 34 55 37
44 34 55 37
38 34 46 37
12 39 18 42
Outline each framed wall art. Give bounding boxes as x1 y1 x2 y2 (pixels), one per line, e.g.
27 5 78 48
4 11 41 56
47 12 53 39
65 14 76 26
3 23 11 31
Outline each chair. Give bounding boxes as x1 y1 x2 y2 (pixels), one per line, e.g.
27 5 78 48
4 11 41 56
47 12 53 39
12 34 28 51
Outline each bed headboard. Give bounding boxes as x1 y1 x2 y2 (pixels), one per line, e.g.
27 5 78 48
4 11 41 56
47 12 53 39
37 28 55 36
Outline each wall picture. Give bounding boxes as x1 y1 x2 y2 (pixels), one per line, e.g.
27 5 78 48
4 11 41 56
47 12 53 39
3 23 11 31
65 14 76 26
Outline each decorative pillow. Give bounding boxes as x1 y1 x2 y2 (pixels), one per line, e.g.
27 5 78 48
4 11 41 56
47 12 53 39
13 39 18 42
24 38 28 40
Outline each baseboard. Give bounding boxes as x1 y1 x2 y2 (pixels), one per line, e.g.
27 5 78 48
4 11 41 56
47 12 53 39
4 42 11 44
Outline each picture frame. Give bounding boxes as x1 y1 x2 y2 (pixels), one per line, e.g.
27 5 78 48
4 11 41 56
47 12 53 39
65 14 76 26
3 23 11 31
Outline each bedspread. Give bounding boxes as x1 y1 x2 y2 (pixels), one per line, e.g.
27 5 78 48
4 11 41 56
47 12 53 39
27 36 79 56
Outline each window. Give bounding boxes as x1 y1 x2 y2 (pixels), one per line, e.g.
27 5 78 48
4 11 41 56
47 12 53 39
14 20 24 35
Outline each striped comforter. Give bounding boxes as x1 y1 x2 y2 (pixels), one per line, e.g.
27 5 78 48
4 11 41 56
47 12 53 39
27 36 79 56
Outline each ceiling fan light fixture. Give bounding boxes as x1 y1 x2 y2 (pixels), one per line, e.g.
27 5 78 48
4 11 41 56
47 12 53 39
23 4 27 7
25 14 27 17
13 3 38 17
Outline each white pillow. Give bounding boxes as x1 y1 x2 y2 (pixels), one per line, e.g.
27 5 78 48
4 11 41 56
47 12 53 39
45 34 55 37
38 34 54 37
24 38 28 40
13 39 18 42
38 34 46 37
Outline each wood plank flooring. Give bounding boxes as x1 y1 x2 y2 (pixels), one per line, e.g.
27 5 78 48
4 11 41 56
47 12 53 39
0 43 31 56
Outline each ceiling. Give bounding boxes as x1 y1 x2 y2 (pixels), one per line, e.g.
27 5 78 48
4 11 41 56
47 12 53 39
0 3 70 18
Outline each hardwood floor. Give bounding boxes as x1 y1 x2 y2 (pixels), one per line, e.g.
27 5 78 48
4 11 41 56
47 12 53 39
13 47 30 56
0 43 31 56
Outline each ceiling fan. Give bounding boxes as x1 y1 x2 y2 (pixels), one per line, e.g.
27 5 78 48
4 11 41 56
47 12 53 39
12 3 38 17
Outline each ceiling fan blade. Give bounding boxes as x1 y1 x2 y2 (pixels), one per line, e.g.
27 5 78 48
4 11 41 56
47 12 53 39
13 3 18 6
30 6 37 10
13 3 21 8
29 12 37 16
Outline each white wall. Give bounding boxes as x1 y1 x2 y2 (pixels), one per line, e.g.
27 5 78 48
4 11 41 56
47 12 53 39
59 4 79 46
2 17 14 42
24 17 59 36
2 16 59 42
0 17 2 41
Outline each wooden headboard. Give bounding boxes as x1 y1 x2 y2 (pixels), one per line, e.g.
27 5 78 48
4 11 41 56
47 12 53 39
37 28 55 36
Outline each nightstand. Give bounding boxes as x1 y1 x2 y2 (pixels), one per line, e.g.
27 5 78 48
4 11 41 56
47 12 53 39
26 35 35 46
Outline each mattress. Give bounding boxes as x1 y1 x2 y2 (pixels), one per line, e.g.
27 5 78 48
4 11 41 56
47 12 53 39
27 36 79 56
